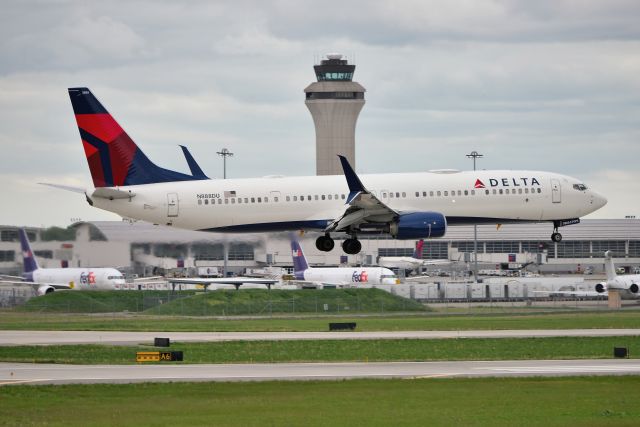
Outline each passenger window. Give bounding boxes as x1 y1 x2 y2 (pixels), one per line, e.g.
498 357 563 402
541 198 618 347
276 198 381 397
457 190 462 196
390 192 394 198
525 188 529 194
265 197 268 203
499 189 503 195
198 199 202 205
537 188 541 193
225 199 229 204
237 198 242 204
244 198 248 203
231 198 235 204
395 192 400 198
464 190 468 196
485 190 489 195
423 191 427 197
444 191 448 196
307 195 311 201
315 195 319 200
518 189 522 194
286 196 290 201
437 191 441 196
328 194 332 200
471 190 475 195
322 195 326 200
251 197 255 203
340 194 344 199
204 199 208 205
430 191 434 197
274 197 278 202
293 196 297 201
300 195 304 201
382 193 386 198
415 192 419 197
218 199 222 204
505 189 509 194
492 189 497 195
258 197 262 203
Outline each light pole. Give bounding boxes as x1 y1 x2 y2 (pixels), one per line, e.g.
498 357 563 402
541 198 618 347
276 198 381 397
466 151 483 283
217 148 234 179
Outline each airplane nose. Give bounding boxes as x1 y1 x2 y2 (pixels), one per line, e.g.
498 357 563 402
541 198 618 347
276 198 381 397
591 191 607 209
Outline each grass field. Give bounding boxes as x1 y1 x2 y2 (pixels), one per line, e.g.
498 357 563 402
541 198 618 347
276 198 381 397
2 310 640 332
16 288 426 315
1 377 639 426
0 336 637 364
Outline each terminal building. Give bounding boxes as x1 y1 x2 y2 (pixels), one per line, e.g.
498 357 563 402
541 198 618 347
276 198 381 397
1 219 639 277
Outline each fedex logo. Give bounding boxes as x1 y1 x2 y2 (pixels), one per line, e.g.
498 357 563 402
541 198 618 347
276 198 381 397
475 177 541 188
292 249 303 257
22 250 33 259
351 271 369 283
80 272 96 285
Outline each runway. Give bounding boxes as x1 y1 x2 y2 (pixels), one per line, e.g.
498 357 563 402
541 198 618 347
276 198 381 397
2 329 640 346
2 359 640 385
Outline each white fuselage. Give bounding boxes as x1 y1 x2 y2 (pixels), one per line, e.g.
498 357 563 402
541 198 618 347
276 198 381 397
32 268 126 291
301 267 399 286
378 257 423 271
91 170 606 234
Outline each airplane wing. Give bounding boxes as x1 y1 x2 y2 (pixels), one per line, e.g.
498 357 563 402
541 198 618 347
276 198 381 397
532 290 605 297
421 259 453 266
167 277 278 286
325 155 397 233
0 280 72 291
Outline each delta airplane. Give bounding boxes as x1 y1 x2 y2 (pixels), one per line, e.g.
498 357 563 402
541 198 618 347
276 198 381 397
291 237 400 286
0 229 126 295
54 88 607 255
378 239 451 272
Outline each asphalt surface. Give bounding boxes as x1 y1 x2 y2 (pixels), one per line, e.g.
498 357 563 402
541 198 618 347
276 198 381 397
2 329 640 346
2 359 640 385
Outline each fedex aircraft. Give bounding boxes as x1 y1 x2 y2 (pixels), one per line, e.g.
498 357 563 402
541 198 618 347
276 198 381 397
58 88 607 255
0 229 126 295
291 237 400 286
378 239 451 271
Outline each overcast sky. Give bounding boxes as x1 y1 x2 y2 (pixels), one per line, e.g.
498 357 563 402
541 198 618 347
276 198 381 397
1 0 639 227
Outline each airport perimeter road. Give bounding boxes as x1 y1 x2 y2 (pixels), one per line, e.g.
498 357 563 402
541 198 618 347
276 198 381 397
1 329 640 346
2 359 640 385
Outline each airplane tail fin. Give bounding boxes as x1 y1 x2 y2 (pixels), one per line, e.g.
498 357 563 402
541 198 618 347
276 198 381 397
68 87 206 187
19 229 39 274
604 251 616 281
413 239 425 259
290 236 309 280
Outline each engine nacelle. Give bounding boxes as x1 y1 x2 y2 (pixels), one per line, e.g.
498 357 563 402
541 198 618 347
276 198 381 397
37 285 55 296
390 212 447 239
629 283 639 293
594 283 607 293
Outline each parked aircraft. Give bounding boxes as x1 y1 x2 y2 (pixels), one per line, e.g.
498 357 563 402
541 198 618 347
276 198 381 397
0 229 126 295
378 239 451 272
291 237 399 286
538 251 639 299
55 88 607 255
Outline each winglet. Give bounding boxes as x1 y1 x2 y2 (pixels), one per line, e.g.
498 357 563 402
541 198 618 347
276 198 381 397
338 155 367 203
180 145 209 179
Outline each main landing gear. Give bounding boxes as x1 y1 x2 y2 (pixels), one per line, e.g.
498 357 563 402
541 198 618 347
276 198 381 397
315 234 362 255
551 222 563 242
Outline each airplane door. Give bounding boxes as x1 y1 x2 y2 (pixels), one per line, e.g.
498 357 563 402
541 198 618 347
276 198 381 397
167 193 179 217
551 179 561 203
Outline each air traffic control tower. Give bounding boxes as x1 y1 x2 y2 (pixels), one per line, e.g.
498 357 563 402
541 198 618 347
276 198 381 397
305 54 365 175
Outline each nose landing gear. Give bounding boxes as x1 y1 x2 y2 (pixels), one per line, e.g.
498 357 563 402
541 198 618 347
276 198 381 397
551 222 563 242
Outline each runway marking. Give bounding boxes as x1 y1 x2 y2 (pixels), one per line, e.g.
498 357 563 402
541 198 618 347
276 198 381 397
0 379 48 385
484 365 640 373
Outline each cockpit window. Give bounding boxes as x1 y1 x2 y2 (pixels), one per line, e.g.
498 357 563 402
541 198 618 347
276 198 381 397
108 275 124 280
573 184 588 191
380 274 397 279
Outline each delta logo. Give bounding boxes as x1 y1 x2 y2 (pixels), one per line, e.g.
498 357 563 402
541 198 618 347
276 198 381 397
474 177 541 188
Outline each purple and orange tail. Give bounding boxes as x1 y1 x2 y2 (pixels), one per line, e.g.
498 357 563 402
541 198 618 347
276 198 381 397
68 87 207 187
19 228 39 277
413 239 425 259
290 237 309 280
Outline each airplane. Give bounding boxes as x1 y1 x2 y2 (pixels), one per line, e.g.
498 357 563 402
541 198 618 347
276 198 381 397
166 276 278 291
536 251 640 299
291 236 400 286
0 229 126 295
54 87 607 255
378 239 452 272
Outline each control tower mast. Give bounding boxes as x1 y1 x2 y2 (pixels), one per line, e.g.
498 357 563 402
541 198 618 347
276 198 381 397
304 54 366 175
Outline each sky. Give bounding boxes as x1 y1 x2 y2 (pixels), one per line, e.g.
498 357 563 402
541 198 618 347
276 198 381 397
0 0 639 227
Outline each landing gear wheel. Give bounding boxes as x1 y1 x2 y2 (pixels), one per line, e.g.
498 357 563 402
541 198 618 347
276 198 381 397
315 235 335 252
342 238 362 255
551 232 562 242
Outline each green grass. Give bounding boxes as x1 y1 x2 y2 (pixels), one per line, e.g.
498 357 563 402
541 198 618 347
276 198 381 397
1 377 639 426
0 336 638 364
16 289 426 315
2 310 640 332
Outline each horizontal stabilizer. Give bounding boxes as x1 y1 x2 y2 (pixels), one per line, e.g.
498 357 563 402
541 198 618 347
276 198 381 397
39 183 87 194
92 187 136 200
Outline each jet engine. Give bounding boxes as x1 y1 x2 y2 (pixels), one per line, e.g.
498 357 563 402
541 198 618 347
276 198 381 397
389 212 447 239
37 285 55 296
594 283 607 293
